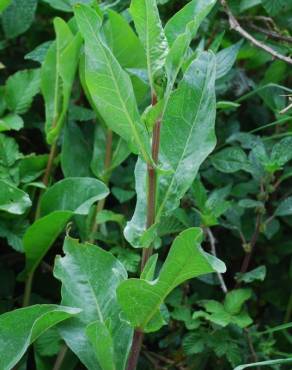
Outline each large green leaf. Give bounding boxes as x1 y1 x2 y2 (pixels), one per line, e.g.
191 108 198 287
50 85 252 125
1 0 37 38
104 10 146 69
54 237 133 370
5 69 40 114
0 304 80 370
125 52 217 247
74 4 152 164
165 0 216 46
22 178 109 276
0 179 31 214
117 228 226 332
130 0 168 92
41 18 82 144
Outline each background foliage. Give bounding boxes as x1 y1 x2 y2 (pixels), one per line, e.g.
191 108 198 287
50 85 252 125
0 0 292 369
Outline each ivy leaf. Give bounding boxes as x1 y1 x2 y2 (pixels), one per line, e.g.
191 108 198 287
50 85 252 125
54 237 133 370
0 179 31 214
5 69 40 114
74 4 152 164
130 0 168 92
125 51 217 247
1 0 37 39
41 18 82 144
22 178 109 277
117 228 226 332
0 304 80 370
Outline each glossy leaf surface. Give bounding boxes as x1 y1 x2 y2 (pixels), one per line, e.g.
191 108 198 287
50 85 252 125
130 0 168 91
22 178 109 276
0 179 31 214
0 304 80 370
54 237 133 370
117 228 226 332
125 52 217 247
74 4 152 163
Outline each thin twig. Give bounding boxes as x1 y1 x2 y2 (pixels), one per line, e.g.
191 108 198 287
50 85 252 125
247 23 292 44
220 0 292 65
206 228 228 294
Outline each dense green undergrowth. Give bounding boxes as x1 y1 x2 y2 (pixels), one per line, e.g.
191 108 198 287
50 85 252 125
0 0 292 369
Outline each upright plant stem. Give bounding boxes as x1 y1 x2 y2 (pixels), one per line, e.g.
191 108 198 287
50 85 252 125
22 141 58 308
52 344 68 370
127 94 161 370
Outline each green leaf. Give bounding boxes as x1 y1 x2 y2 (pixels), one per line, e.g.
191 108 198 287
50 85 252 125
0 113 23 132
211 147 250 173
42 0 94 12
104 10 146 69
41 18 82 144
165 0 216 46
125 51 217 247
261 0 287 15
270 137 292 168
1 0 37 38
275 197 292 216
130 0 168 92
5 69 40 114
0 0 11 13
86 321 115 370
117 228 226 332
0 304 80 370
234 358 292 370
22 178 109 276
236 266 266 283
19 154 48 184
216 41 242 80
0 179 31 214
25 41 53 64
61 121 93 178
0 133 21 167
74 4 152 163
54 237 133 370
224 289 252 315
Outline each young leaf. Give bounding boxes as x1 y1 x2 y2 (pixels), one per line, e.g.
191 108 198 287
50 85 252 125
74 4 152 163
0 304 80 370
54 237 133 370
0 179 31 214
5 69 40 114
130 0 168 92
22 178 109 276
164 0 216 45
41 18 82 144
117 228 226 332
